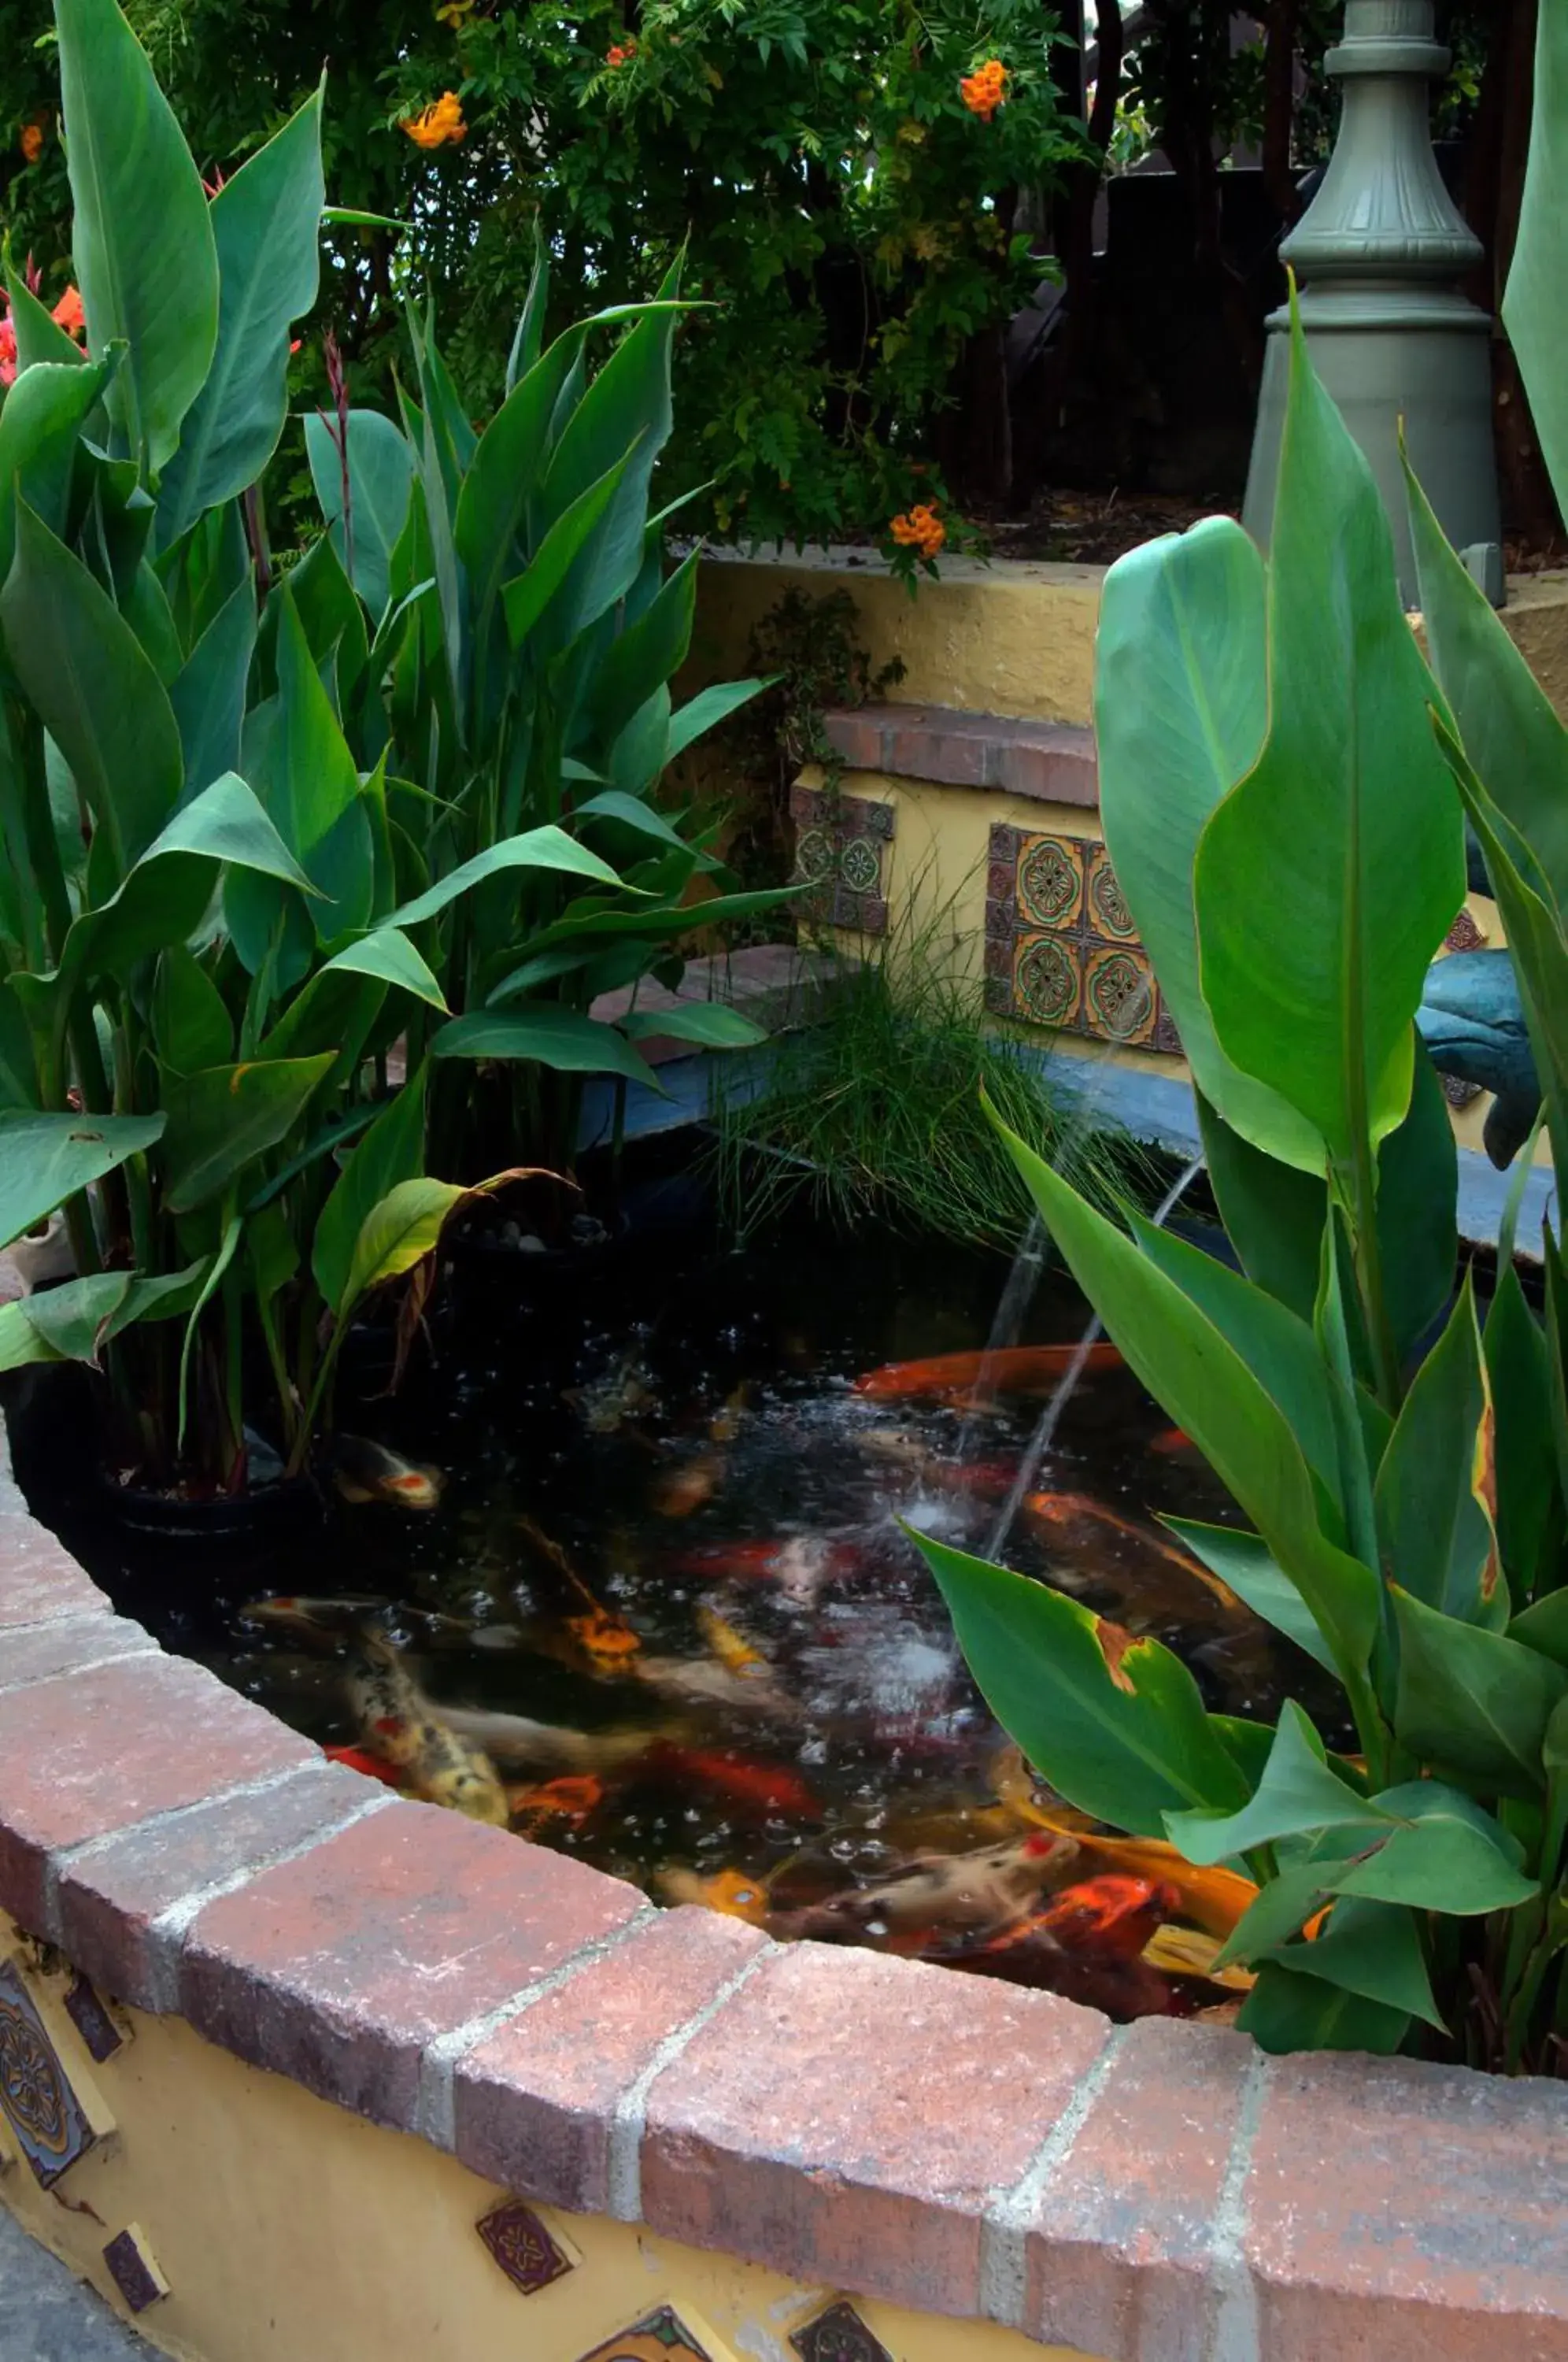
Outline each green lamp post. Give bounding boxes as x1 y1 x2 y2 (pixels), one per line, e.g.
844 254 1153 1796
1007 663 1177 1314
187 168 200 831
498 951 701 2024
1243 0 1503 607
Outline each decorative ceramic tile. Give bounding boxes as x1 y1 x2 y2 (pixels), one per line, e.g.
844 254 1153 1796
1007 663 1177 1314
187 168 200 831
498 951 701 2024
102 2225 169 2315
476 2197 575 2295
790 786 895 935
1441 1072 1484 1110
0 1958 98 2187
984 822 1179 1053
575 2303 717 2361
1445 906 1488 953
790 2300 896 2362
63 1975 128 2065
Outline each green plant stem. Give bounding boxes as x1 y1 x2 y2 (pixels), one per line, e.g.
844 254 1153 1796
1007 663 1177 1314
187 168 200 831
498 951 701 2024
1502 1890 1568 2072
255 1283 299 1458
1340 1138 1403 1416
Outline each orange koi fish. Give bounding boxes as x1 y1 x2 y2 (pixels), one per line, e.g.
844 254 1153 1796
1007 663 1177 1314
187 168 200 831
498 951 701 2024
1148 1427 1197 1457
670 1537 860 1601
565 1609 642 1668
657 1865 771 1924
852 1342 1124 1404
653 1451 725 1518
1031 1874 1181 1960
507 1773 607 1837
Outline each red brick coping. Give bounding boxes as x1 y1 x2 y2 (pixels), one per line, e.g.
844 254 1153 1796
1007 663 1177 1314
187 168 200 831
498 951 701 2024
3 1438 1568 2361
821 704 1098 805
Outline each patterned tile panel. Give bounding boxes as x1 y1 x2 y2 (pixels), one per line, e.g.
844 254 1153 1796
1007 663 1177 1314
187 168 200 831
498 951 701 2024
575 2305 719 2361
790 787 894 935
0 1957 98 2186
102 2225 169 2314
790 2300 896 2362
476 2196 576 2295
985 823 1181 1055
63 1973 128 2064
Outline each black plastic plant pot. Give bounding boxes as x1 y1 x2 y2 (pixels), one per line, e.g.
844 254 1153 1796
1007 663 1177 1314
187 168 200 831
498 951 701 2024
95 1467 322 1544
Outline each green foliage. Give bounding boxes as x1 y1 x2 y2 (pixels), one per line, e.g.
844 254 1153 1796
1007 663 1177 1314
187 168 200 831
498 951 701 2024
915 34 1568 2068
2 0 1082 552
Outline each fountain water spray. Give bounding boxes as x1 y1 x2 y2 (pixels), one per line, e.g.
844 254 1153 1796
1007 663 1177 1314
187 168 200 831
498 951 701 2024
982 1151 1205 1567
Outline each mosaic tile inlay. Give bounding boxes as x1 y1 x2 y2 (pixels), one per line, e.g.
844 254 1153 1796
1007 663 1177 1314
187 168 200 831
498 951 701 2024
790 785 894 935
0 1957 98 2187
575 2305 716 2362
63 1974 128 2065
102 2226 169 2315
790 2299 896 2362
985 823 1180 1053
476 2197 575 2295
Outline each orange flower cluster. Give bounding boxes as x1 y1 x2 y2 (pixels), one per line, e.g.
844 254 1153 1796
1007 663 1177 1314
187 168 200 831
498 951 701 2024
0 282 86 387
960 57 1006 118
401 90 467 148
19 117 46 163
606 36 638 65
889 501 945 560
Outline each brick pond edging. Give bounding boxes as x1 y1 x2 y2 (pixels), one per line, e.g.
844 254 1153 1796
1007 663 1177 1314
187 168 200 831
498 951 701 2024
2 1435 1568 2362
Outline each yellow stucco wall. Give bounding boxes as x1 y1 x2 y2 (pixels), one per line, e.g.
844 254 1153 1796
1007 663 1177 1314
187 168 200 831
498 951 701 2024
0 1931 1094 2362
688 546 1568 730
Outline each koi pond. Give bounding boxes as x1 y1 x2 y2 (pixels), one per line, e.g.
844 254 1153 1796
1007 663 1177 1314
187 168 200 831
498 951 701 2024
13 1192 1344 2020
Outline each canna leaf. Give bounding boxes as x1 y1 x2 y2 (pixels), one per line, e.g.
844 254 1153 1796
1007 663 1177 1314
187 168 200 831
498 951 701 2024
160 1054 334 1214
0 1110 164 1252
156 88 324 540
0 357 113 580
1503 0 1568 544
386 828 623 930
56 0 219 474
1270 1898 1448 2030
432 1005 662 1089
335 1175 464 1322
319 927 448 1012
618 1002 765 1050
1165 1700 1385 1862
1390 1585 1568 1797
1374 1278 1507 1628
312 1076 427 1311
1237 1959 1412 2056
1194 297 1464 1164
305 409 415 622
1161 1520 1337 1673
904 1527 1249 1838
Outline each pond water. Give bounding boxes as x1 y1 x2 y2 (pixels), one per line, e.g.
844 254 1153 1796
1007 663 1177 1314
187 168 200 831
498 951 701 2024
17 1199 1337 2018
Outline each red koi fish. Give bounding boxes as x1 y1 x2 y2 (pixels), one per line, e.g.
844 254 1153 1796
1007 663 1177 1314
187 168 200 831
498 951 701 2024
852 1342 1124 1403
647 1742 819 1820
1032 1874 1182 1960
1148 1427 1197 1457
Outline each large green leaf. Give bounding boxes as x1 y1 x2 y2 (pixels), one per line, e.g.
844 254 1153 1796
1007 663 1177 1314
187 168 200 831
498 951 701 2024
4 267 88 373
160 1053 334 1213
454 322 586 629
1331 1780 1535 1912
1407 461 1568 916
1095 520 1322 1168
1503 2 1568 521
1128 1216 1341 1498
156 89 324 539
1162 1520 1337 1673
1237 1960 1412 2056
1485 1260 1562 1612
992 1109 1381 1681
312 1076 426 1311
1166 1701 1384 1861
335 1175 464 1322
666 679 767 763
386 828 623 931
1270 1898 1446 2030
169 576 257 798
501 445 640 651
1195 1092 1324 1324
431 1005 661 1088
1377 1042 1459 1368
0 1109 164 1250
1194 303 1464 1164
1374 1279 1505 1628
56 0 219 473
539 274 680 638
493 885 798 971
586 549 701 757
305 409 415 621
905 1528 1248 1837
0 501 184 869
152 946 231 1073
619 1002 765 1050
320 927 446 1011
1391 1586 1568 1797
0 358 113 579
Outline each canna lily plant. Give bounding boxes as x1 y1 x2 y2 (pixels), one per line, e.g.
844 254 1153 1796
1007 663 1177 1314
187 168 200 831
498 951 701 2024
0 0 634 1493
305 242 792 1204
915 12 1568 2070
